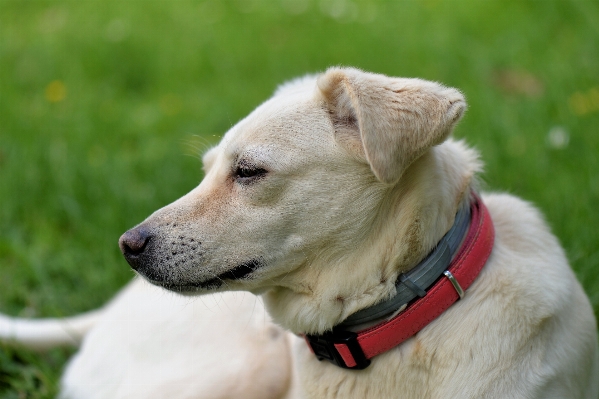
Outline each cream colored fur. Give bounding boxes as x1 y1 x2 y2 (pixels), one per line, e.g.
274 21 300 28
2 68 597 398
59 278 294 399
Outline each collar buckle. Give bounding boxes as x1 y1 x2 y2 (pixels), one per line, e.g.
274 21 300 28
305 330 371 370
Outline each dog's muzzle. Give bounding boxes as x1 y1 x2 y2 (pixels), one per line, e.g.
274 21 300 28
119 225 265 291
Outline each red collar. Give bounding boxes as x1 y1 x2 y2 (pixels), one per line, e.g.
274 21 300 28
305 196 495 369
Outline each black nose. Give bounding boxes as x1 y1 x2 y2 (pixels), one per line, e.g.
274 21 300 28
119 227 152 270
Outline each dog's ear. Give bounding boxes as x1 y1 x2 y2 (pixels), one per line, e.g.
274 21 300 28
317 67 466 184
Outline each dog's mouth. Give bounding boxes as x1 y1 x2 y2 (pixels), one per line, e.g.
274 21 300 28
143 257 266 293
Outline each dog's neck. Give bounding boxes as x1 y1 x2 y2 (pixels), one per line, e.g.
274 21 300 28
263 140 481 335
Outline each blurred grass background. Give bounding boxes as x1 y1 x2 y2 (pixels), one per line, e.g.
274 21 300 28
1 0 598 396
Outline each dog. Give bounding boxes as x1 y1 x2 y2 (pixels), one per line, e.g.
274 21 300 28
2 67 598 398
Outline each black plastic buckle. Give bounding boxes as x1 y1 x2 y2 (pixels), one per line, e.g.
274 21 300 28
305 330 371 370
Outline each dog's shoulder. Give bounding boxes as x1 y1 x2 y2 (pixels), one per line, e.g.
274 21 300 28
479 192 575 306
482 192 563 258
466 193 598 397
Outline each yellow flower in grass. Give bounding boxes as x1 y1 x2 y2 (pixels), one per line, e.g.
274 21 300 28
45 80 66 103
569 88 599 116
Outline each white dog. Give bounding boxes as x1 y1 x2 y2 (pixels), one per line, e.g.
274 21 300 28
2 68 598 398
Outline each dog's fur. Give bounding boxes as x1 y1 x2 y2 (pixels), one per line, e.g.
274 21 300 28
2 68 598 398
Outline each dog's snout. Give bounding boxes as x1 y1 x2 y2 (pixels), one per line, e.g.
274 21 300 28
119 227 152 269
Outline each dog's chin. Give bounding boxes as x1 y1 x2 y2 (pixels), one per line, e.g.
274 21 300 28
149 279 223 294
137 257 267 295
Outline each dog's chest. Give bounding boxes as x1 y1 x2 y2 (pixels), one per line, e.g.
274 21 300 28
295 338 445 399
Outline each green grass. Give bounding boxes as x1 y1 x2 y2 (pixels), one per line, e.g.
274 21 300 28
1 0 598 396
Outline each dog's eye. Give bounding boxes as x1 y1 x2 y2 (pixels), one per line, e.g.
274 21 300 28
235 164 267 182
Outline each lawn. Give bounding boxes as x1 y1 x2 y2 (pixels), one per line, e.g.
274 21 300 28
1 0 598 396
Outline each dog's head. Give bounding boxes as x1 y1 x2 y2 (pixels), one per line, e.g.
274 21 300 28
120 67 472 332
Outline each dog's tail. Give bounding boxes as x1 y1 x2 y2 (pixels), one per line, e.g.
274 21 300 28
0 309 103 350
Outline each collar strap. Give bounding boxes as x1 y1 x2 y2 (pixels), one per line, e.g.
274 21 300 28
305 195 494 369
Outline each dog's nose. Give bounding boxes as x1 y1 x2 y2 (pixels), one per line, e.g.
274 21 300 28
119 227 152 270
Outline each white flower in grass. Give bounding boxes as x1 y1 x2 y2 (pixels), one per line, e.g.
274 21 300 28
546 126 569 150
